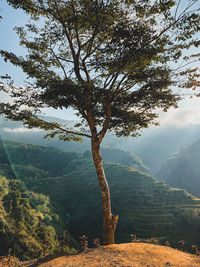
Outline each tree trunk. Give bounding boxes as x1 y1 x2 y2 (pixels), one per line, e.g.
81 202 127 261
91 139 118 245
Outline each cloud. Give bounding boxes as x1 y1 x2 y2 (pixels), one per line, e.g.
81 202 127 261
157 98 200 127
3 127 41 133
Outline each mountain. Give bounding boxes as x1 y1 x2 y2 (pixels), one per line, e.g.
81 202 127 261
156 139 200 197
37 163 200 248
0 116 91 152
84 148 149 173
0 139 148 182
1 116 200 175
105 124 200 175
1 139 200 252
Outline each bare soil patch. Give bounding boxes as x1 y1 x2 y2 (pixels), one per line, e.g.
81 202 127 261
35 243 200 267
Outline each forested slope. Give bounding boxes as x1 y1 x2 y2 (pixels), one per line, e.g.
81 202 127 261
156 139 200 197
0 139 200 253
2 116 200 175
0 139 148 183
0 176 77 260
35 164 200 249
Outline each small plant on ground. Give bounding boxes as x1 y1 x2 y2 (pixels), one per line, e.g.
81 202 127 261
179 240 185 251
192 245 200 255
150 237 159 245
59 230 71 253
8 248 12 258
80 235 88 251
165 241 170 246
93 238 100 248
130 234 137 242
145 237 159 245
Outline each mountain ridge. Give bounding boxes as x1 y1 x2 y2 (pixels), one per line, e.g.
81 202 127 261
0 139 200 252
156 138 200 197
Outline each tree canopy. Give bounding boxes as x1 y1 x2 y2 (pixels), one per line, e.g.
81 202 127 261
1 0 200 140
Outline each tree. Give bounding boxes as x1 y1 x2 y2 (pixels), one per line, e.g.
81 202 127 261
1 0 200 245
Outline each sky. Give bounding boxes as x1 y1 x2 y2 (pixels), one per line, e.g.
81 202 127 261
0 1 78 120
0 1 27 84
1 0 200 127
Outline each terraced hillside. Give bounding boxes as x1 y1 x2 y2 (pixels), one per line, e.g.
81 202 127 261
156 139 200 197
33 164 200 249
1 139 200 250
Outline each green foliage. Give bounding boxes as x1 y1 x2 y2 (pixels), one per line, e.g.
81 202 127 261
1 0 200 139
0 176 9 195
0 139 86 178
1 139 200 251
33 161 200 249
0 139 198 249
0 175 77 260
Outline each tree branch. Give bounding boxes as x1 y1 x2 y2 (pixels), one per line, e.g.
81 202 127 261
103 73 117 89
151 1 199 45
50 47 67 78
174 0 181 19
31 117 92 138
53 0 85 83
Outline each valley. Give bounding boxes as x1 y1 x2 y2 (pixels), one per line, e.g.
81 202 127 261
1 119 200 260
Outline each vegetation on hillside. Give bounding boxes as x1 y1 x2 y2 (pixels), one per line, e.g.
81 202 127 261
38 164 200 250
2 117 200 177
157 139 200 197
2 0 200 244
0 176 60 260
1 139 200 254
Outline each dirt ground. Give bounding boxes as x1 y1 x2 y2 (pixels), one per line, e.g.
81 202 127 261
35 243 200 267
